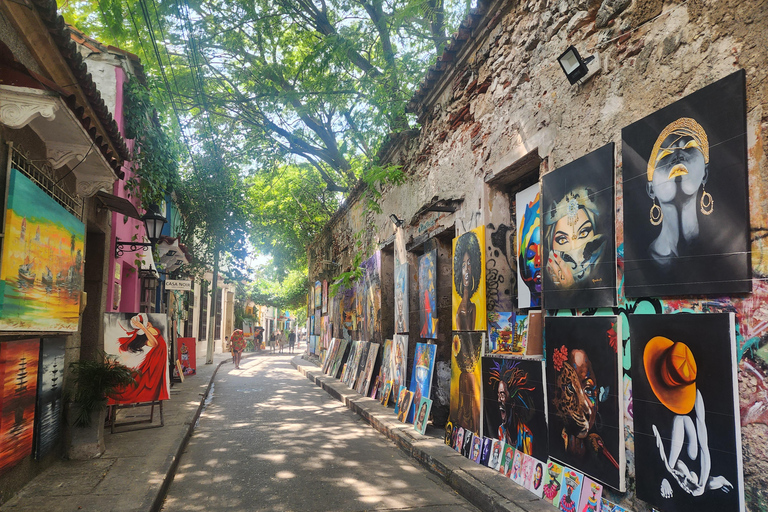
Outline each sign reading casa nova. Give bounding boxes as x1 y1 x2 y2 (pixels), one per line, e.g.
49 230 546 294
165 280 192 291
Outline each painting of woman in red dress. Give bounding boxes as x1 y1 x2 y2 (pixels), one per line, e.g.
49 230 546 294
106 313 170 404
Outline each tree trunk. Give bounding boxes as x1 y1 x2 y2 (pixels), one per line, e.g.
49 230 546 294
205 248 220 364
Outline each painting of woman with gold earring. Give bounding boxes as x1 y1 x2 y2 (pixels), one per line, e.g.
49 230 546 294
621 70 750 297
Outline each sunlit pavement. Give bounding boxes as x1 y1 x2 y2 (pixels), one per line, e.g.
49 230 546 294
161 355 479 512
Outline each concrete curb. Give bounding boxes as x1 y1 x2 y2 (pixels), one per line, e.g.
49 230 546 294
148 358 227 512
291 356 545 512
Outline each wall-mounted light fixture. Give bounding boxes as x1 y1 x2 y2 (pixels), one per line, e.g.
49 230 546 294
389 214 404 228
558 45 600 85
115 204 167 258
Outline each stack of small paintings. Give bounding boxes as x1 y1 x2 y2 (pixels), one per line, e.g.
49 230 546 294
545 316 625 491
452 226 487 331
406 343 436 422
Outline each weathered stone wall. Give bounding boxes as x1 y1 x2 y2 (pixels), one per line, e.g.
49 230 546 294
309 0 768 509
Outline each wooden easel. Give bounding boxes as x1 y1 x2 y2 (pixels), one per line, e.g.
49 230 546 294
107 400 164 433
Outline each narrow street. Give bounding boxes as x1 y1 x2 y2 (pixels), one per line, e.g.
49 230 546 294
162 354 480 512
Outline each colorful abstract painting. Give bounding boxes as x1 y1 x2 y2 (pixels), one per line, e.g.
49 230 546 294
622 70 750 297
414 397 432 435
516 182 541 308
34 337 65 460
407 342 436 422
482 357 548 463
541 143 616 310
394 254 409 334
487 312 516 355
0 339 39 473
0 169 85 331
545 316 624 491
449 332 483 434
452 225 487 331
391 335 408 400
418 249 438 339
630 313 744 512
357 253 382 342
104 313 170 405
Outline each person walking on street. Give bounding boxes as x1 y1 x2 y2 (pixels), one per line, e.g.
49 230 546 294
278 330 286 354
230 329 246 369
288 330 296 354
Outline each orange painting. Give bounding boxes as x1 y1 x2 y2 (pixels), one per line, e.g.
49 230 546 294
0 339 40 474
0 169 84 331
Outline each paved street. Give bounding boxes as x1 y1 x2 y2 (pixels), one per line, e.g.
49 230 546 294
162 354 479 512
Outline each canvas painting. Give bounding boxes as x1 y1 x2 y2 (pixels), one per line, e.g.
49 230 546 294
454 426 465 453
323 338 340 375
396 386 413 422
630 313 744 512
500 443 516 477
414 397 432 435
522 454 536 489
515 314 528 355
601 498 628 512
418 249 438 339
176 337 196 377
462 428 474 458
516 182 542 308
375 340 392 396
321 280 328 315
407 342 436 422
543 459 565 505
541 143 616 310
487 312 516 355
338 285 356 339
527 457 546 498
330 339 349 379
576 477 603 512
394 254 409 333
622 70 750 297
354 341 371 391
314 281 322 309
381 380 393 406
525 311 544 356
314 309 321 336
34 337 65 460
545 316 624 491
357 253 382 342
0 339 39 473
0 169 85 331
482 357 548 463
340 340 358 384
104 313 170 405
449 332 483 435
470 434 483 463
479 436 492 466
391 335 408 400
511 450 525 485
308 335 318 355
343 341 363 388
452 225 487 331
356 342 379 396
557 468 585 512
444 420 453 446
488 439 504 471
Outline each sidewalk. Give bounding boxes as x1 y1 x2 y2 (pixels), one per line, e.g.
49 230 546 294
292 355 552 512
0 344 254 512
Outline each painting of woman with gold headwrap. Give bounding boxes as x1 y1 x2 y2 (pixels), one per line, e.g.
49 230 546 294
541 143 616 310
621 70 750 297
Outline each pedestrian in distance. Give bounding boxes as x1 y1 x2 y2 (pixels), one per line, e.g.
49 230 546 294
230 329 246 369
278 330 286 354
225 336 231 362
269 331 276 353
288 330 296 353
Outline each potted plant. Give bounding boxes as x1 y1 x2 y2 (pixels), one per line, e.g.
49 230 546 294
65 354 139 459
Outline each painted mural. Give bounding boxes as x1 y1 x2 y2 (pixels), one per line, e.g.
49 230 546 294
34 337 65 460
449 332 483 434
394 254 409 334
418 249 438 338
622 70 750 297
452 225 488 331
546 316 625 491
516 183 541 308
630 313 744 512
407 343 436 422
541 143 616 310
0 169 85 331
104 313 170 404
482 357 548 463
0 339 39 473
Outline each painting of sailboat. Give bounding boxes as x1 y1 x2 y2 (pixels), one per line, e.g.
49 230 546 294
0 169 85 331
0 339 40 474
34 337 65 460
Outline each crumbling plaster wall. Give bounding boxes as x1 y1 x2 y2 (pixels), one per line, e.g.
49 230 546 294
309 0 768 508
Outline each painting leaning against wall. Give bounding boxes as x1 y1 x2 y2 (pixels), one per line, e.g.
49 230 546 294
452 225 488 331
418 249 438 339
0 169 85 331
0 339 40 474
34 337 66 460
